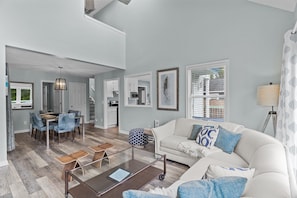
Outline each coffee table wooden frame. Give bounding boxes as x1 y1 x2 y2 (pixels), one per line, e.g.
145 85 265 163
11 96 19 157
65 147 166 198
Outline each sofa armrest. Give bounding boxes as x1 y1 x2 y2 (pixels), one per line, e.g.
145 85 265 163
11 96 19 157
152 120 176 154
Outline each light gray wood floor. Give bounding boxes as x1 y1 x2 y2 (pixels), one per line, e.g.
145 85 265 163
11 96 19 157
0 124 188 198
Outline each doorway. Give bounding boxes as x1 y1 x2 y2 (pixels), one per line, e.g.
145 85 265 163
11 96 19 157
104 79 120 129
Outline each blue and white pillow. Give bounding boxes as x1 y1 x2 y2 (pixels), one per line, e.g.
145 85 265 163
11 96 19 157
196 126 219 148
206 165 255 180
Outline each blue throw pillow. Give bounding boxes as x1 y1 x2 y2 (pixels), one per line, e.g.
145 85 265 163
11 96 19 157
177 176 247 198
188 124 202 140
215 126 241 154
122 190 170 198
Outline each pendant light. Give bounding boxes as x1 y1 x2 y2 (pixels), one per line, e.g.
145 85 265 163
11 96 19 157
55 66 67 90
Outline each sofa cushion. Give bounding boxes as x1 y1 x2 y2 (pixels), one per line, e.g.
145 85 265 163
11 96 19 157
208 121 244 133
208 150 248 167
160 146 192 158
234 128 283 164
160 135 187 150
177 177 247 198
243 172 291 198
249 143 288 176
174 118 209 137
178 141 222 158
174 118 244 137
215 126 241 154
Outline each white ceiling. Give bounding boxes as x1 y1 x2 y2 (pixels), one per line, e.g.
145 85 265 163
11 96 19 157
248 0 297 12
6 46 117 78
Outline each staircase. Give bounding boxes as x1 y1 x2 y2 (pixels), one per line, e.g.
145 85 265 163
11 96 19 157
89 97 95 122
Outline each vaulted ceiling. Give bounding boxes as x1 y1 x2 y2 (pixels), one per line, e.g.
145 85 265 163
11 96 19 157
6 0 296 78
248 0 297 12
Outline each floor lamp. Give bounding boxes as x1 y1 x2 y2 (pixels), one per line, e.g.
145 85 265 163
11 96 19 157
257 83 280 136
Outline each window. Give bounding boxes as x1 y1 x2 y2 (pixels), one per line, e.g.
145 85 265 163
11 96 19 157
10 82 33 110
186 60 228 121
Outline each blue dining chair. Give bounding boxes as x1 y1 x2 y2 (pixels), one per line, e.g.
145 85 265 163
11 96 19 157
32 113 55 141
29 112 37 138
68 110 81 135
54 113 75 143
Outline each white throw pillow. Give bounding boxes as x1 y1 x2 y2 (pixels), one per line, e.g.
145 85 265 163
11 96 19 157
196 126 219 148
206 165 255 180
149 180 186 198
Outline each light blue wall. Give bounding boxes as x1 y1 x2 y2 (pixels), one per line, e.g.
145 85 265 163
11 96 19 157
9 67 89 132
94 0 295 135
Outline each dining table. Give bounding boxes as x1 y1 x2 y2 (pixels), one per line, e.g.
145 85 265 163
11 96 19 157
41 113 85 150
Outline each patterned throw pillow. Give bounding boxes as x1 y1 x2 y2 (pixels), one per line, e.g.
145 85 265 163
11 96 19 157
196 126 219 148
206 165 255 180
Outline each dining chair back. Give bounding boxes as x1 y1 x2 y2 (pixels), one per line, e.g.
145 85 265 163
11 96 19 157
68 110 81 134
54 113 75 143
30 112 37 137
32 113 55 140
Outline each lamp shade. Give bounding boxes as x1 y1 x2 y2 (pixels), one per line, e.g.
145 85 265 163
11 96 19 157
54 78 67 90
257 84 280 107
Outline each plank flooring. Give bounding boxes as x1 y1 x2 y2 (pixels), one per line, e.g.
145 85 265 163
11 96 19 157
1 124 188 198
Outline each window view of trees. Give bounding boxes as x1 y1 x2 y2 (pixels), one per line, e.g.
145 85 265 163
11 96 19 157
21 89 31 101
11 88 17 102
10 82 33 109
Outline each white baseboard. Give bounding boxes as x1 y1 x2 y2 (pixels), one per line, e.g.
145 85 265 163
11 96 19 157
0 160 9 167
14 129 29 134
119 130 129 135
94 125 106 129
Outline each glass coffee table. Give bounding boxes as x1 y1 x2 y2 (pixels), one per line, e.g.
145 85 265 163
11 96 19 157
65 146 166 198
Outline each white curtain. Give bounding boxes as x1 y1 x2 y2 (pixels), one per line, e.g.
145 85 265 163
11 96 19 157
276 29 297 193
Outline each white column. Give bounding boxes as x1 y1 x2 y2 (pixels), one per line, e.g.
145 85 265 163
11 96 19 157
0 44 8 167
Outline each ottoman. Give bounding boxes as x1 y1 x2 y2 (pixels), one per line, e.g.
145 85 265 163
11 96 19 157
129 128 148 147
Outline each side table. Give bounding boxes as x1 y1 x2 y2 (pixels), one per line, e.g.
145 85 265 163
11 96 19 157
56 150 89 181
89 143 113 168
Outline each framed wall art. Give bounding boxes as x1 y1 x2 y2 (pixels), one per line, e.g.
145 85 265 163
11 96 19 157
157 67 179 111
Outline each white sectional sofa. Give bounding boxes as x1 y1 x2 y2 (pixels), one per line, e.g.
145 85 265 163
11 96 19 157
152 118 293 198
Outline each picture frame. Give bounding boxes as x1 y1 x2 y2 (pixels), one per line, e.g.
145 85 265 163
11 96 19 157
157 67 179 111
